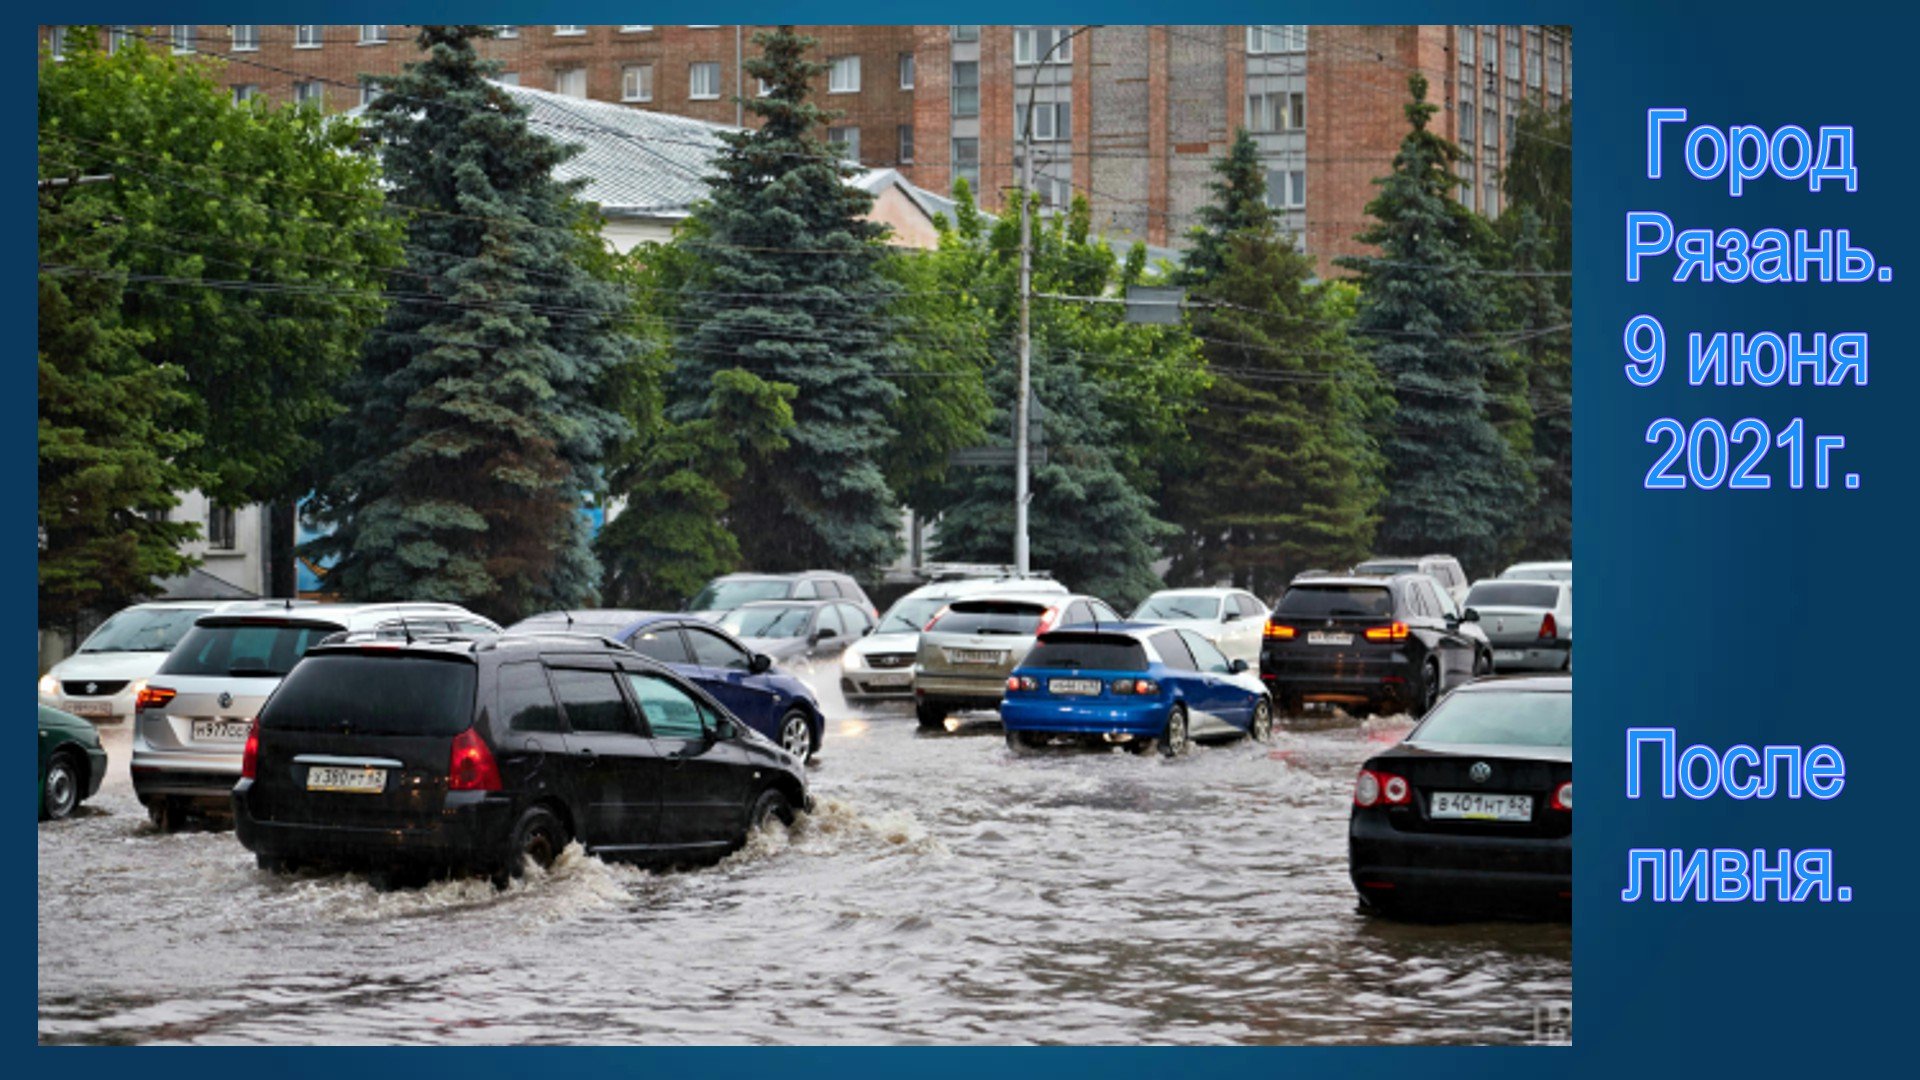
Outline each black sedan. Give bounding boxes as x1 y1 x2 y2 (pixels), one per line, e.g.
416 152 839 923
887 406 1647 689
1347 675 1570 920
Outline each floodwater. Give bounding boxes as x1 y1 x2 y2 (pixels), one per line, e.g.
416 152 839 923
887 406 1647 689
38 664 1569 1045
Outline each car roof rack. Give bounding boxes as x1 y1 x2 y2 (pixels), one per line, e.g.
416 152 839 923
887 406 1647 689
316 628 490 648
491 630 631 651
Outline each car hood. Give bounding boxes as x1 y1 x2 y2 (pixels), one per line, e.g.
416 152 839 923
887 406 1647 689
46 651 172 682
848 631 918 658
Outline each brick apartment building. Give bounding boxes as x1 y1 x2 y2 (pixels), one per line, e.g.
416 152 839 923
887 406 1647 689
42 23 1569 276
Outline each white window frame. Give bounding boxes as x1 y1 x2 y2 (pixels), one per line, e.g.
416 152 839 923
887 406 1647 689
689 62 721 100
897 124 915 164
207 503 237 551
231 25 259 52
232 84 260 104
359 84 379 107
553 67 588 98
172 25 196 54
108 25 132 54
494 26 519 40
1015 27 1073 66
899 52 915 90
827 126 861 163
554 25 587 37
829 55 861 94
294 25 323 49
756 77 773 97
47 26 67 60
359 25 387 46
620 25 654 33
294 81 324 107
622 64 654 103
1247 25 1306 55
1286 170 1306 209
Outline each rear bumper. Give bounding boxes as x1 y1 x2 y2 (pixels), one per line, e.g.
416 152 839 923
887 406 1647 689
233 782 516 869
1488 640 1571 671
1348 810 1570 916
1000 698 1166 737
914 672 1007 711
131 748 242 808
1260 668 1410 708
840 673 915 701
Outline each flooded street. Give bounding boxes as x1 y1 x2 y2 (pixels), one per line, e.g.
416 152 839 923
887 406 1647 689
39 665 1569 1045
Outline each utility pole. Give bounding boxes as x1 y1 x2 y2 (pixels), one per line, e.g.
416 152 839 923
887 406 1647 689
1015 25 1095 575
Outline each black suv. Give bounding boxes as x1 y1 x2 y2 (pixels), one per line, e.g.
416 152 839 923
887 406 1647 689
232 633 810 884
1260 574 1481 719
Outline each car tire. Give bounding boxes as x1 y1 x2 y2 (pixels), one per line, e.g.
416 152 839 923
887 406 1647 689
41 750 82 821
1248 698 1274 744
1005 730 1043 755
749 787 795 831
915 702 948 730
147 797 188 833
1410 658 1442 718
499 805 569 885
255 853 301 875
777 708 815 762
1159 704 1191 758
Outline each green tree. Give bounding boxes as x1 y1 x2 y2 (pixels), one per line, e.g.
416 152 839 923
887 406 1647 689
1501 100 1573 560
37 28 402 510
37 187 200 630
669 26 904 576
1341 73 1528 577
306 26 630 623
1163 130 1383 596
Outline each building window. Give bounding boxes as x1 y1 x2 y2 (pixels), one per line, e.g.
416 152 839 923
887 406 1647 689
1246 25 1306 54
231 25 259 51
828 126 862 163
232 84 260 104
554 25 587 37
1014 26 1073 65
952 137 980 190
950 61 979 118
620 26 653 33
828 55 861 93
294 81 324 107
899 52 915 89
1246 91 1305 133
1265 169 1304 208
359 26 387 45
207 504 237 551
172 25 196 54
1036 172 1072 210
757 77 773 97
108 26 132 53
1286 169 1306 208
1547 35 1564 94
1458 25 1474 65
47 26 66 59
554 67 587 98
495 26 519 39
294 25 323 49
1526 28 1542 88
1018 101 1071 142
1458 86 1475 142
1505 28 1520 77
622 64 654 102
1485 178 1499 216
359 83 379 107
689 62 721 100
898 124 915 164
1484 105 1498 147
952 25 980 43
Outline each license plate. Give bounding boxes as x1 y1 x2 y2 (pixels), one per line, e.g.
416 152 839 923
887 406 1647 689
69 700 113 718
1049 678 1102 696
1307 631 1353 646
306 765 387 794
191 719 252 742
864 672 911 686
1430 791 1534 822
950 649 1004 665
1494 650 1524 662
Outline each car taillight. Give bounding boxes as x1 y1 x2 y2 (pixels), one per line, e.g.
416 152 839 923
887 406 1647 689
241 718 260 780
448 727 501 792
1355 768 1410 807
1381 773 1411 805
1364 621 1410 643
1264 621 1296 640
1539 612 1558 640
1551 780 1572 811
1353 769 1381 807
1110 678 1159 695
135 685 177 711
1006 675 1037 692
1035 607 1059 634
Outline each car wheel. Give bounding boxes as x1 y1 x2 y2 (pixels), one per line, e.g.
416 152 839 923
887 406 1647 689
1005 730 1042 755
915 702 948 730
255 853 301 875
1411 658 1442 718
749 787 795 831
777 709 815 761
1248 698 1274 743
147 797 188 833
1159 704 1191 758
41 750 82 821
500 805 569 884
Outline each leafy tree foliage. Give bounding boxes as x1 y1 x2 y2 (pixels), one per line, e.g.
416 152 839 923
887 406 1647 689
1501 102 1573 560
307 26 630 622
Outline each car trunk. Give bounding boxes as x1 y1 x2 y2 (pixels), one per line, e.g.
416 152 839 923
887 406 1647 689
1472 607 1556 648
916 599 1053 681
1377 745 1570 841
1263 584 1405 683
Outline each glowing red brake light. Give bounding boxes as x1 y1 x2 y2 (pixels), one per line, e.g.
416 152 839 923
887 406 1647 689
1006 675 1037 692
1539 612 1558 640
1264 621 1296 640
448 727 501 792
1035 607 1059 634
1364 621 1410 643
241 718 260 780
135 685 177 711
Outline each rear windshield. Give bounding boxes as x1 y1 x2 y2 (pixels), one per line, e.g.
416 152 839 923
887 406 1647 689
1276 585 1393 618
1465 582 1561 608
1502 567 1571 582
1132 594 1221 621
157 621 340 678
690 579 790 610
261 654 478 736
1411 690 1571 748
80 607 213 654
1023 636 1149 672
1354 561 1418 576
935 601 1048 636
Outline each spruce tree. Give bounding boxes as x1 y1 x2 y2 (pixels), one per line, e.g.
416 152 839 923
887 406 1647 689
670 27 904 575
1502 102 1573 560
1341 74 1528 577
1164 130 1382 596
306 26 629 622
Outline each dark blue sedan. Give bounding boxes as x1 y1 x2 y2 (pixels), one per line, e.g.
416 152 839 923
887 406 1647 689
505 611 825 761
999 625 1274 757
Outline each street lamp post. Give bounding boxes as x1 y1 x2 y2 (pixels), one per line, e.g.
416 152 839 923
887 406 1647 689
1015 25 1094 575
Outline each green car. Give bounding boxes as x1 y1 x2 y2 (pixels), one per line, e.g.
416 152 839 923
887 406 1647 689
39 704 106 821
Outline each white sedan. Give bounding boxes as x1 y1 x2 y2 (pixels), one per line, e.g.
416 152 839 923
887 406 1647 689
1128 588 1269 668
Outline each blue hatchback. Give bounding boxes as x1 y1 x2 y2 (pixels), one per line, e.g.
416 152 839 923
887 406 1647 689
1000 625 1274 757
506 611 825 761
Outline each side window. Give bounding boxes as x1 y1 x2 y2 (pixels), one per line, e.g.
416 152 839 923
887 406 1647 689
454 619 500 635
815 605 843 637
497 661 563 733
822 579 848 598
623 672 710 740
686 627 752 671
1152 630 1197 671
1237 594 1264 618
1402 584 1430 619
838 603 870 635
1432 584 1460 619
628 626 692 665
548 667 636 734
1181 630 1232 673
1062 600 1091 627
1092 601 1122 623
791 579 819 599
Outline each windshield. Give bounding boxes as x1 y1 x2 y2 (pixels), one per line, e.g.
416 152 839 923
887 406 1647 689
263 655 477 736
689 579 791 611
1277 585 1393 618
720 605 814 639
1411 690 1571 748
157 621 339 678
1132 594 1221 622
878 596 952 634
80 607 211 653
1465 582 1561 609
1354 561 1418 576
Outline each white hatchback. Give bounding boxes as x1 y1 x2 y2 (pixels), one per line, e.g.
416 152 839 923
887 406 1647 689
39 601 241 723
1129 588 1270 668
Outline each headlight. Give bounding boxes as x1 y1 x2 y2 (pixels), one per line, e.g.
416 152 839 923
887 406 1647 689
842 648 869 671
37 673 58 697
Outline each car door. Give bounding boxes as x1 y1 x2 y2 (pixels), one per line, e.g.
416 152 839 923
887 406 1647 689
546 661 663 853
490 659 572 814
1178 629 1250 734
623 665 753 848
1149 630 1212 729
626 622 698 680
1414 579 1473 688
682 625 777 736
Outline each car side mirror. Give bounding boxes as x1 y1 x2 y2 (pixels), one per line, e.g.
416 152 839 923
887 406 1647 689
1222 611 1240 623
1229 658 1250 674
861 626 873 637
749 653 772 674
815 627 837 641
1462 608 1481 622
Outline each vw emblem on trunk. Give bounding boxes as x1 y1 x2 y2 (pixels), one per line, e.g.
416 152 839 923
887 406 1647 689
218 691 233 709
1470 761 1492 784
85 682 97 695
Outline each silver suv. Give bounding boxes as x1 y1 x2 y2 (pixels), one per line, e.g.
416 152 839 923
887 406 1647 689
131 602 500 830
912 592 1121 729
